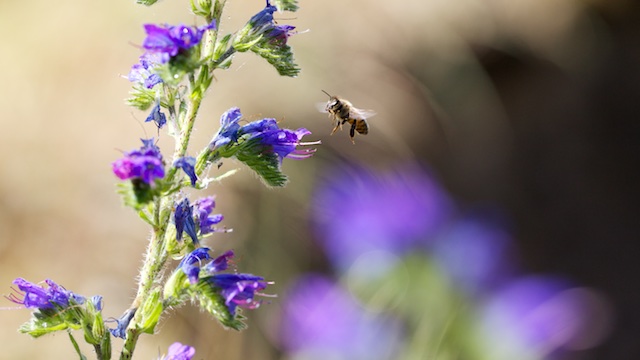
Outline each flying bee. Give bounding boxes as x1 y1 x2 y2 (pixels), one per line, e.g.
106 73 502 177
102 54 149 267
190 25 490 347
317 90 376 144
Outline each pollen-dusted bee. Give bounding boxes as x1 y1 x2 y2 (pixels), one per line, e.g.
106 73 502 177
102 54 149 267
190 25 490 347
317 90 376 144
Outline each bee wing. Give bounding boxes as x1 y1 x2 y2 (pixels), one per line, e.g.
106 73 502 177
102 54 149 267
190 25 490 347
315 101 329 113
350 107 376 120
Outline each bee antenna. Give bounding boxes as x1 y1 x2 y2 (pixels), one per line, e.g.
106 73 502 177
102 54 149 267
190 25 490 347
321 90 332 98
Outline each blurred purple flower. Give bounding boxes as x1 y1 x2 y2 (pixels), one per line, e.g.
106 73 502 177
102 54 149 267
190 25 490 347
432 213 516 294
162 342 195 360
8 278 86 310
279 274 402 359
477 277 610 359
112 138 165 184
313 165 453 271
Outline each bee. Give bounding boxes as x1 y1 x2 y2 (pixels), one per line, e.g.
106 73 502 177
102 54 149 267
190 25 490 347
318 90 376 144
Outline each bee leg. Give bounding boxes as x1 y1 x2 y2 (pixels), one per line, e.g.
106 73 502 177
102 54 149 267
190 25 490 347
349 122 356 144
330 122 340 135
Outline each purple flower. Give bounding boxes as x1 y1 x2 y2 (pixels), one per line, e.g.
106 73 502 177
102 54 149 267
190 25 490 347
179 247 212 284
432 213 516 294
208 274 268 315
112 138 165 185
174 198 198 244
146 103 167 129
109 308 136 339
248 2 277 27
279 274 402 358
128 53 163 89
245 122 317 161
477 277 611 358
268 24 296 45
174 156 197 186
193 196 224 234
141 22 215 63
209 107 319 161
8 278 85 310
245 1 296 45
209 107 242 150
313 164 453 271
202 250 234 274
162 342 195 360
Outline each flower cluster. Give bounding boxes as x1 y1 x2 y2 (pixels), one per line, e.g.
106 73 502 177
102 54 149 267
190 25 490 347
8 278 86 310
233 1 300 76
174 196 225 244
141 23 214 64
210 107 317 161
11 0 306 358
165 248 270 318
112 138 165 185
202 107 318 186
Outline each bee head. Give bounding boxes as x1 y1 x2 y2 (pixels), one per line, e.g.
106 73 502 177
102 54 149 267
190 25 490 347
321 90 341 111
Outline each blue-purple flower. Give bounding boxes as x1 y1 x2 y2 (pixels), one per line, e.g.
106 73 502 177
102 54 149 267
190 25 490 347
141 22 215 64
242 120 317 162
146 103 167 129
178 247 212 284
209 107 318 161
208 274 268 315
109 308 136 339
162 342 195 360
174 198 198 244
244 1 296 45
170 248 266 315
128 52 164 89
112 138 165 185
178 248 234 284
209 107 243 151
193 196 224 234
8 278 86 310
174 156 197 186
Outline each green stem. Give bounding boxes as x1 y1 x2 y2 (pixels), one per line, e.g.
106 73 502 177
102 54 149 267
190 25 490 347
119 72 206 360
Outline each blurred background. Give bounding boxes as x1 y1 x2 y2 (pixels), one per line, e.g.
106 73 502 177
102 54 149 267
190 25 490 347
1 0 639 359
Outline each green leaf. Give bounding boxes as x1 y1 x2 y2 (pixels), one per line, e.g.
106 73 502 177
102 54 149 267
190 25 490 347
126 85 157 111
136 0 159 5
249 41 300 77
273 0 299 12
68 332 88 360
192 282 247 330
236 148 288 187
